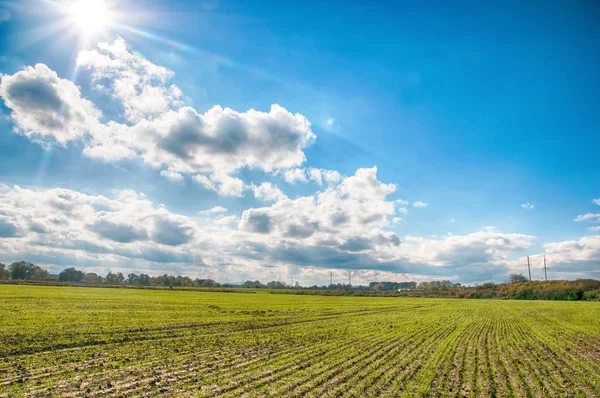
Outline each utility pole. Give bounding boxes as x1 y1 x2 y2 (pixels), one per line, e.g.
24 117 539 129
527 256 532 281
330 271 332 286
348 270 351 286
543 255 548 281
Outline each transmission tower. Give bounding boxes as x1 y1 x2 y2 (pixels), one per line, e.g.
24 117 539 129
543 255 548 281
527 256 531 281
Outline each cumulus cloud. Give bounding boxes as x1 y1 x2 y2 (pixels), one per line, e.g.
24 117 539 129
402 231 533 266
339 166 395 200
282 167 342 186
252 182 287 202
90 219 149 243
0 185 202 265
1 38 316 188
538 236 600 276
194 173 245 197
521 202 535 210
77 37 182 123
240 167 402 254
0 64 101 144
151 215 194 246
324 170 341 184
284 168 308 184
307 168 323 185
413 201 428 208
0 180 554 284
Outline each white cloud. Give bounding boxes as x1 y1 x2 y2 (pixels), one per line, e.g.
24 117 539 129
210 206 228 213
401 231 534 267
305 168 342 186
574 213 600 223
194 173 245 197
252 182 287 202
160 170 184 181
0 185 199 256
521 202 535 210
240 167 402 252
0 64 101 145
323 169 341 184
326 118 334 126
593 199 600 206
214 174 245 197
307 168 323 185
413 201 428 208
2 38 316 184
284 168 308 184
539 235 600 275
588 226 600 232
77 37 182 123
339 166 395 200
0 180 553 284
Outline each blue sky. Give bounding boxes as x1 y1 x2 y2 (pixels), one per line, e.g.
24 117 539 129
0 0 598 284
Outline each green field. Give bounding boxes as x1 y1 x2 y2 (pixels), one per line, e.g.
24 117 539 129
1 286 599 397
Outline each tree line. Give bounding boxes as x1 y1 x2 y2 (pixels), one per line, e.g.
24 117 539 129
1 262 598 301
0 261 221 288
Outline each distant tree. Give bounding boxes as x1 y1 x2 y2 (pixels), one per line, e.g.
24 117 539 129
266 281 287 289
375 283 383 292
105 272 125 284
138 274 150 286
83 272 103 284
509 273 529 284
0 262 6 279
58 267 85 282
127 273 139 285
8 261 50 280
243 280 264 288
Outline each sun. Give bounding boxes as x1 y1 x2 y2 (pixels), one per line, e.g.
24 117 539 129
68 0 112 36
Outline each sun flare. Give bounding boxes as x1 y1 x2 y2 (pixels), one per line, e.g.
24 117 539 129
68 0 111 36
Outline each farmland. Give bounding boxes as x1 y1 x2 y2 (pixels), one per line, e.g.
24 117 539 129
1 285 599 397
